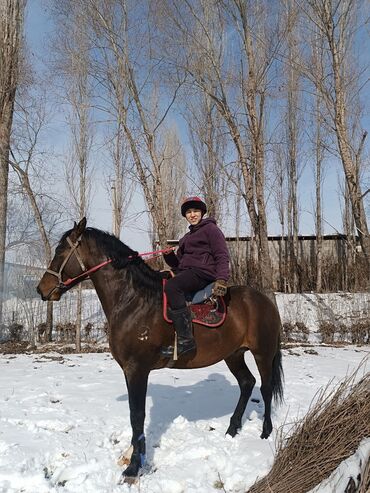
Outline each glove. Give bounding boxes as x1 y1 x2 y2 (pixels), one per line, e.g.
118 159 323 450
212 279 228 297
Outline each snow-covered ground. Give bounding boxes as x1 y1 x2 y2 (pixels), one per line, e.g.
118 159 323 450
0 346 369 493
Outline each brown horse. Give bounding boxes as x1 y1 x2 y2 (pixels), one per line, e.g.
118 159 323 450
37 218 283 479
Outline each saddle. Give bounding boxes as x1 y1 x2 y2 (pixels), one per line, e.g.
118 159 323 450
162 279 226 327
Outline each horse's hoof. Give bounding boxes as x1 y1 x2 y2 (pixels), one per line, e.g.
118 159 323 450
260 430 271 439
122 462 141 479
226 425 239 437
261 420 272 439
118 475 139 486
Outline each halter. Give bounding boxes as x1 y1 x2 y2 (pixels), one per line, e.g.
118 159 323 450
45 235 112 297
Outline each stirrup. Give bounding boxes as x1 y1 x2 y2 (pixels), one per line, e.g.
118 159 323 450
161 333 196 360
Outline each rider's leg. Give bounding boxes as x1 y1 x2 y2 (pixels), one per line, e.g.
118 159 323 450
162 269 213 358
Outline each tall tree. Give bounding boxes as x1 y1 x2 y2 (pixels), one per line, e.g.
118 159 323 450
186 92 227 222
157 0 282 291
73 0 183 247
284 0 301 292
9 86 63 342
160 127 187 241
310 24 327 292
53 1 94 350
301 0 370 271
107 121 134 238
0 0 25 324
272 140 289 292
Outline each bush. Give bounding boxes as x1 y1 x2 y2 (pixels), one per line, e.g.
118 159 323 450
282 322 295 343
9 323 24 342
55 322 76 342
350 321 370 345
282 322 309 343
318 320 369 345
84 322 94 340
247 368 370 493
295 322 309 342
318 321 336 344
37 323 48 343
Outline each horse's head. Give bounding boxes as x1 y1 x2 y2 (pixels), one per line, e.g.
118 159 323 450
37 218 87 301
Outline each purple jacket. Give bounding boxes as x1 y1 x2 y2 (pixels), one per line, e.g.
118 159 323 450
164 217 230 281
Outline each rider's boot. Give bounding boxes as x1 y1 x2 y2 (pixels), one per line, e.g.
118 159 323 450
161 306 196 358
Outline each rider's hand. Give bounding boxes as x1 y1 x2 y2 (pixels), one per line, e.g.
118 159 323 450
212 279 228 297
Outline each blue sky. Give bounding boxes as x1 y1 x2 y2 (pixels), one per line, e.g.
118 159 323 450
23 0 369 251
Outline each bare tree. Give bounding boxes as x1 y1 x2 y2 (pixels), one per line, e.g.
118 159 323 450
160 127 187 240
314 104 325 293
300 0 370 271
310 25 328 292
106 121 134 238
185 92 227 222
65 0 185 247
155 0 283 290
271 140 289 292
52 1 94 351
283 0 302 292
341 180 356 289
0 0 25 324
9 87 63 342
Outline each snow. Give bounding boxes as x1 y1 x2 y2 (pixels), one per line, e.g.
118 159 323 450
2 291 369 344
0 346 369 493
275 292 370 335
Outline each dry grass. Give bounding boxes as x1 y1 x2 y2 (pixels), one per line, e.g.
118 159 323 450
247 362 370 493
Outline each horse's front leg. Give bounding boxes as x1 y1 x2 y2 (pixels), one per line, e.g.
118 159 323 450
122 367 149 479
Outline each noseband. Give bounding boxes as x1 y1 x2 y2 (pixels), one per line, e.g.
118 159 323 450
44 235 112 299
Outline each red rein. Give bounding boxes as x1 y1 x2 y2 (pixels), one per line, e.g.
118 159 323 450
62 259 113 287
128 246 175 259
62 247 175 287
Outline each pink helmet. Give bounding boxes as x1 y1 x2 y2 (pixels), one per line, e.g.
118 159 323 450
181 196 207 217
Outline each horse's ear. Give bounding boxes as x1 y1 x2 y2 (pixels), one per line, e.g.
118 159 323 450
73 217 87 237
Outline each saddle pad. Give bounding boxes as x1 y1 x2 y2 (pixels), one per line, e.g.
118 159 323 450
162 279 226 328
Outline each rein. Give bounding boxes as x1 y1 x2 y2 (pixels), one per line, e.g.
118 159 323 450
128 247 175 259
46 239 175 297
60 258 113 287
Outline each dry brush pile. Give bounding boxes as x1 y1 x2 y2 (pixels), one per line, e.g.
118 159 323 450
247 364 370 493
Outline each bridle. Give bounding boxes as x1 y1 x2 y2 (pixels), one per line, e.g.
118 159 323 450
43 236 175 300
44 235 112 299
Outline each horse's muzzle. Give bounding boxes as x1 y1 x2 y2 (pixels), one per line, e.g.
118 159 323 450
36 285 44 300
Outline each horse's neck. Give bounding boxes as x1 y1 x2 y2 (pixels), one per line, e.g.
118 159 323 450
89 268 130 321
81 238 161 320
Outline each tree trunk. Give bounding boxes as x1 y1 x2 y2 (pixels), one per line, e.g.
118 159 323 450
285 0 300 293
0 122 10 325
45 301 53 342
76 284 82 352
10 162 54 339
307 0 370 272
315 141 323 292
0 0 24 325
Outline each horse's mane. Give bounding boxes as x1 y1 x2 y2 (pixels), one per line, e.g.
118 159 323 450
61 227 162 302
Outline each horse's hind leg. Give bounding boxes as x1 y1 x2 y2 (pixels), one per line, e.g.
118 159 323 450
224 349 256 437
254 354 273 439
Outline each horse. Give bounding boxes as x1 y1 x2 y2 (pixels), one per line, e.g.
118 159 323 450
37 218 283 479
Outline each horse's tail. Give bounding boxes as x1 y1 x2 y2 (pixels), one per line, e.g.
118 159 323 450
271 334 284 405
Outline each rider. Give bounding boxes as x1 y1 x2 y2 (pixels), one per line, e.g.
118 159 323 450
161 196 230 358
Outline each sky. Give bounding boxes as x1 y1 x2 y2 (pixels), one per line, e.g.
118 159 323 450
22 0 369 253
